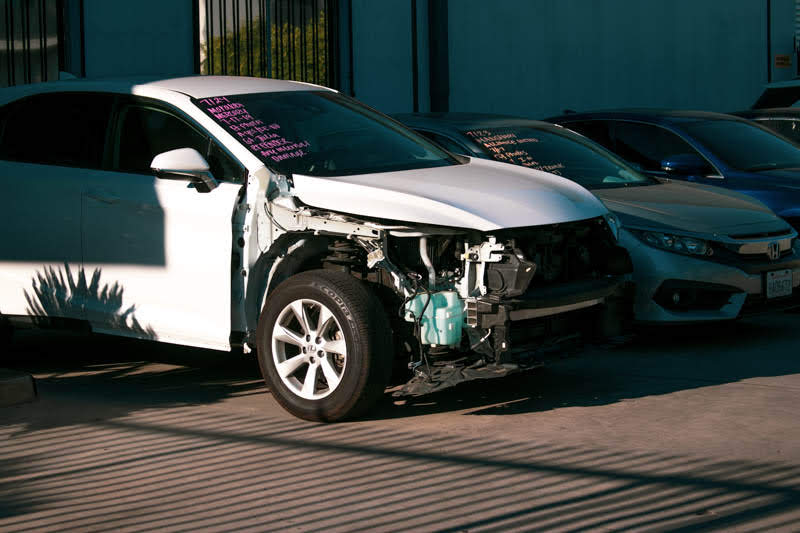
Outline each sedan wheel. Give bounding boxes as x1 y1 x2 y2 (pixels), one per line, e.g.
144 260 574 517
271 298 347 400
256 269 392 421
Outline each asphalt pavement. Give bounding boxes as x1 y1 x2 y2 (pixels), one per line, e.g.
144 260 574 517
1 313 800 531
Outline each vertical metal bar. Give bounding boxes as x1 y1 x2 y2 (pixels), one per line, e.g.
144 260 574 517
289 0 294 80
411 0 418 112
206 0 213 74
192 0 200 73
6 0 15 86
767 0 772 83
78 0 86 77
232 0 239 75
300 0 306 81
312 0 318 83
39 0 45 81
246 0 253 76
259 0 266 77
23 0 30 83
219 0 226 73
56 0 65 75
275 0 281 78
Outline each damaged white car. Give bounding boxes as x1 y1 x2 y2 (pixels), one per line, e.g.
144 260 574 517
0 77 632 420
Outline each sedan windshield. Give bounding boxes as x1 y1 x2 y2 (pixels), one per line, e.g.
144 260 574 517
463 126 655 189
194 91 458 177
681 119 800 171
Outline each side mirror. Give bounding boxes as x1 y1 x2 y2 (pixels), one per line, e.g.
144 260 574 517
660 153 710 176
150 148 218 193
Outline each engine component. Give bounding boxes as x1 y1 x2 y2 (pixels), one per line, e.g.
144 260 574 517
485 247 537 298
404 290 465 346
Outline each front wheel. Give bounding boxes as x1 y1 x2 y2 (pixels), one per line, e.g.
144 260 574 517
256 270 392 421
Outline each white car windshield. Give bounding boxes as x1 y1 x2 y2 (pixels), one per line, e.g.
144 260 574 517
194 91 458 177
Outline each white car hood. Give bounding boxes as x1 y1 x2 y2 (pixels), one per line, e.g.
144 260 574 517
290 157 608 231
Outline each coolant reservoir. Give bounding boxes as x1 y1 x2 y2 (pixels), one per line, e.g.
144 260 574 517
404 290 465 346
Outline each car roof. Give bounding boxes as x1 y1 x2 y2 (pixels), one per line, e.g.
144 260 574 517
732 107 800 119
546 109 749 125
0 75 332 105
392 112 562 135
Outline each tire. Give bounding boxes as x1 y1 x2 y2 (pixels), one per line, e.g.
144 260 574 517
256 269 392 422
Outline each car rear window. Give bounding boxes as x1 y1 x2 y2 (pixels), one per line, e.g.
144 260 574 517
194 91 458 177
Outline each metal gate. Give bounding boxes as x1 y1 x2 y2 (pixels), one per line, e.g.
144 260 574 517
198 0 338 89
0 0 61 88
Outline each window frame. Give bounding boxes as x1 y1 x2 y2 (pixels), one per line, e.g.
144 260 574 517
108 95 246 183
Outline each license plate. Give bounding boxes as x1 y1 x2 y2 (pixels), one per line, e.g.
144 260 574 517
766 269 793 299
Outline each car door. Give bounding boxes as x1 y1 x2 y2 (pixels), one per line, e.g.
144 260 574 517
81 96 244 350
0 92 113 322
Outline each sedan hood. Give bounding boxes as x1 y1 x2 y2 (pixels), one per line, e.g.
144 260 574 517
290 157 608 231
595 181 788 235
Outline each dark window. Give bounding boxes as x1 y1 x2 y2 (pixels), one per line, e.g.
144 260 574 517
417 130 470 155
562 120 614 151
115 106 208 174
0 93 113 168
194 91 457 178
610 121 711 173
461 125 654 189
681 119 800 172
757 119 800 145
113 102 244 181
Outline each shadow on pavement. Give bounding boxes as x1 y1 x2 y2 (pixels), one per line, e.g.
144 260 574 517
2 313 800 426
0 407 798 531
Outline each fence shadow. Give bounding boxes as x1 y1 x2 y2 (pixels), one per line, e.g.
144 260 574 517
0 408 798 531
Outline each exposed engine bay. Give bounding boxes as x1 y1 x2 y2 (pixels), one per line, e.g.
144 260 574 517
243 173 633 396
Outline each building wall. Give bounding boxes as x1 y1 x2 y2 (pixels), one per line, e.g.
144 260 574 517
447 0 771 117
349 0 413 112
349 0 796 117
81 0 195 79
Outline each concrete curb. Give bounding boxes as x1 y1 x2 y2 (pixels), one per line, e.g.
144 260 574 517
0 369 37 407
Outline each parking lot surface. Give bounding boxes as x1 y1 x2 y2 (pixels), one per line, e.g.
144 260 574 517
2 313 800 531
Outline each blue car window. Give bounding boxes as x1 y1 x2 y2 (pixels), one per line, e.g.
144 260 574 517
682 119 800 172
610 121 712 173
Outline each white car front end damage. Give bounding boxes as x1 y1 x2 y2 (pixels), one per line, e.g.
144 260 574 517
236 156 632 397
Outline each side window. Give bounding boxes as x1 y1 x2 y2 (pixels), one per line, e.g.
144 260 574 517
610 121 712 173
760 119 800 144
113 103 243 181
0 93 113 168
115 106 208 174
418 130 470 155
562 121 614 151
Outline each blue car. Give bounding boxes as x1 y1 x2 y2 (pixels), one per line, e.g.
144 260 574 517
546 110 800 231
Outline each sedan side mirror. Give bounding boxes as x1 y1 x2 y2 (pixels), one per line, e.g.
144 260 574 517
660 153 710 176
151 148 219 193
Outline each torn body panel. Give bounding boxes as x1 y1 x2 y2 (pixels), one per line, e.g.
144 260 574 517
239 168 631 393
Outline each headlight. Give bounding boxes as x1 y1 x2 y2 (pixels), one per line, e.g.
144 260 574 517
630 229 713 256
604 213 620 241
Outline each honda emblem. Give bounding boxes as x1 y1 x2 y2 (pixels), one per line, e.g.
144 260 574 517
767 242 781 261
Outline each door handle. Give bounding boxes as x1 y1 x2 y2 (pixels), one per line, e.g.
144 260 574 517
86 191 121 204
